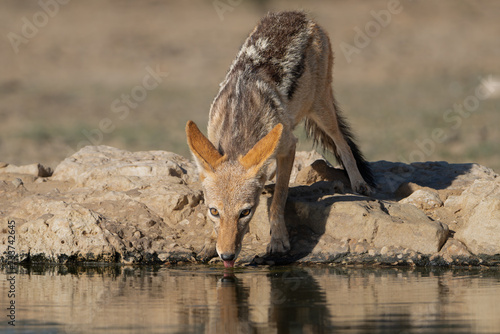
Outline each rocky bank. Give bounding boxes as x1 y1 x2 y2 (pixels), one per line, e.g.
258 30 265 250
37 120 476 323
1 146 499 267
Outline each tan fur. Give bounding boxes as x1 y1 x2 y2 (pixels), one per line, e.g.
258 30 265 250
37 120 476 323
186 122 284 262
186 11 374 265
186 121 225 173
238 124 283 173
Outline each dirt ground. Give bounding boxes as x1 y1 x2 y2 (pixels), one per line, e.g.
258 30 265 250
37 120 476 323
1 0 499 171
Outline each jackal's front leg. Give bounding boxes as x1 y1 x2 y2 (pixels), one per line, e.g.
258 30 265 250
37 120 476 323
267 145 295 254
198 229 218 262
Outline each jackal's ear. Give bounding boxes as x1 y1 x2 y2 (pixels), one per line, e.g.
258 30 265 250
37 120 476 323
239 123 283 175
186 121 224 173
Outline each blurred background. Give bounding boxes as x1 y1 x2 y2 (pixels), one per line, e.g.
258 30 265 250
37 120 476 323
1 0 499 171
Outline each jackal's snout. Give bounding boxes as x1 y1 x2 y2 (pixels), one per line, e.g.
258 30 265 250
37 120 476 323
220 252 236 268
215 216 246 268
220 253 235 261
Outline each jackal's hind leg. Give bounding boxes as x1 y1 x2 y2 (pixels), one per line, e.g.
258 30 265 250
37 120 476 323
311 94 373 195
267 143 295 254
329 127 371 195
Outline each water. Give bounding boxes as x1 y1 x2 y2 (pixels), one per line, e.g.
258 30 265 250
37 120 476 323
1 264 500 333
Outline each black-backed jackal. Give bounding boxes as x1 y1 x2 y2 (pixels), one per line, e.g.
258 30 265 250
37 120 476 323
186 11 375 267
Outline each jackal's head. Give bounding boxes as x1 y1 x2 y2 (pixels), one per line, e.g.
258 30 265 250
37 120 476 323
186 121 283 267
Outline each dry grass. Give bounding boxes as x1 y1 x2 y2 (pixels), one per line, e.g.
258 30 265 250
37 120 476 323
1 0 499 171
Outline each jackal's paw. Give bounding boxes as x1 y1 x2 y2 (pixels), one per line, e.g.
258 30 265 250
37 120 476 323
352 181 373 196
267 236 291 254
197 240 217 262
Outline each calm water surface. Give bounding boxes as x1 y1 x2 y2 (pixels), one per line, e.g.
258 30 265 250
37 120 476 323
1 264 500 333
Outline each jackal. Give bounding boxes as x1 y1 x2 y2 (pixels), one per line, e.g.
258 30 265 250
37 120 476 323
186 11 375 267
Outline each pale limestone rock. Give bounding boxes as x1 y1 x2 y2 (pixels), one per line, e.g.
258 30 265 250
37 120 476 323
289 150 325 183
0 162 52 177
1 146 499 265
11 197 116 262
373 202 449 254
294 159 347 192
52 145 197 186
455 196 500 255
446 179 500 255
444 179 499 215
435 239 473 264
400 189 443 210
321 199 448 255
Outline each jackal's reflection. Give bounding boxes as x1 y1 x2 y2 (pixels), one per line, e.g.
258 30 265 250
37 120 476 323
4 266 500 332
210 268 331 333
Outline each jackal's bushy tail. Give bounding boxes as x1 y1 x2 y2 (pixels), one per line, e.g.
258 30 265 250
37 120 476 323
304 105 376 188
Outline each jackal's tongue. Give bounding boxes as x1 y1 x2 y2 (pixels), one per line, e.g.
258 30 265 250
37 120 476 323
223 260 235 268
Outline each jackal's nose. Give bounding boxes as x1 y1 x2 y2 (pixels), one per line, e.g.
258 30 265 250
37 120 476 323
220 253 235 261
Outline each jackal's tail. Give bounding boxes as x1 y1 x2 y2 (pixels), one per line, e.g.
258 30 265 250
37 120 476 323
304 105 376 188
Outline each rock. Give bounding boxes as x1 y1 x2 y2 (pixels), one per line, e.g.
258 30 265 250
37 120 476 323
371 161 495 200
444 179 500 255
11 178 24 188
444 179 499 216
52 145 198 187
372 202 449 254
0 162 52 177
290 150 325 183
434 239 474 264
11 197 117 263
1 146 499 266
400 189 443 210
295 159 349 189
321 198 448 255
454 194 500 255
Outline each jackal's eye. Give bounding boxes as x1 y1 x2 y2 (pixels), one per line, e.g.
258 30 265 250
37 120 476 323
239 209 251 218
209 208 219 217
